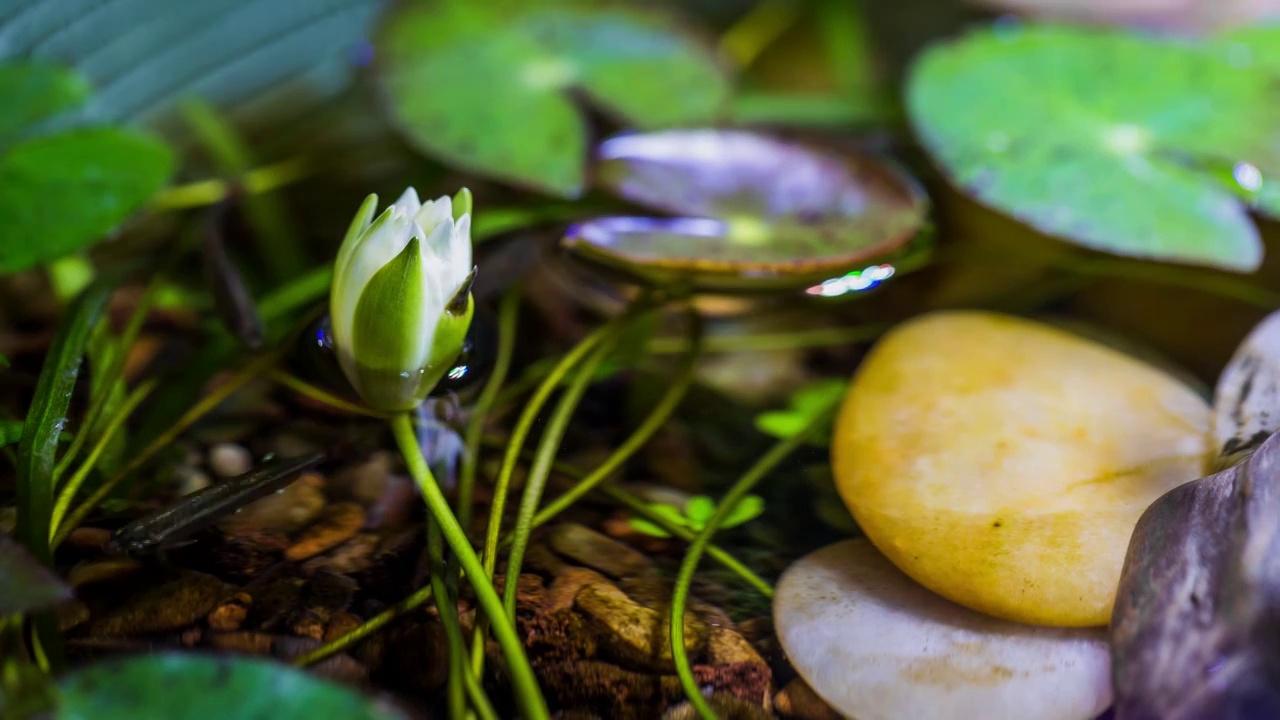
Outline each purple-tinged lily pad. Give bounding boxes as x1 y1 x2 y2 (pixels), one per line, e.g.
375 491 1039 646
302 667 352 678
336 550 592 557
1111 310 1280 720
0 532 71 616
565 129 929 291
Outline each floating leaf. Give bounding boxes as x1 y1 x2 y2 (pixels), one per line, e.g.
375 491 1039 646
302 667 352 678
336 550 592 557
0 63 89 144
907 24 1280 272
55 652 405 720
0 128 174 272
0 534 72 616
377 4 729 197
567 129 928 290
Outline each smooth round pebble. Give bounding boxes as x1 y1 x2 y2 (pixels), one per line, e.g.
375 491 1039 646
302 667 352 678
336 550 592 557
774 539 1112 720
208 443 253 478
832 311 1210 626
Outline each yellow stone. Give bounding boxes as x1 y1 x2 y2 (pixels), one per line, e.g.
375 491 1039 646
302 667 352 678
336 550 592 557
832 311 1210 626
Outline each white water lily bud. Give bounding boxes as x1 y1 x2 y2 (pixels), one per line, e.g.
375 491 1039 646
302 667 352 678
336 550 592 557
330 187 476 411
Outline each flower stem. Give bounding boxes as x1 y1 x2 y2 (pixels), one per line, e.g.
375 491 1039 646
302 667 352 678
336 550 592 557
459 285 521 529
669 397 840 720
390 412 548 720
429 520 468 720
501 332 623 619
269 369 387 419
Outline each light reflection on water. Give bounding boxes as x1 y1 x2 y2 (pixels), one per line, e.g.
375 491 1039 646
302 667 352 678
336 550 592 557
805 264 896 297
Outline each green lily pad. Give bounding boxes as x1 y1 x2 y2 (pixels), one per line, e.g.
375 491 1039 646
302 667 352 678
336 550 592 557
0 533 71 616
56 652 404 720
0 63 89 145
376 3 729 198
565 129 928 291
907 23 1280 272
0 128 174 272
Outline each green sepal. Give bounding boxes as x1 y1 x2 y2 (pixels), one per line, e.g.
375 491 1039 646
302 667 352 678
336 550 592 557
452 187 473 220
349 237 429 411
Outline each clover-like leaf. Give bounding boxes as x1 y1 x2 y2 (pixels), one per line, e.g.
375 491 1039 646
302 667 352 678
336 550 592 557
721 494 765 529
684 495 717 526
755 377 849 445
627 518 672 538
56 652 404 720
0 128 174 272
377 3 729 198
908 23 1280 272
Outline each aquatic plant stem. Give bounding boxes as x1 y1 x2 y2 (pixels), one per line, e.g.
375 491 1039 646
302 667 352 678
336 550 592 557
293 585 435 667
429 521 468 720
52 347 286 548
669 398 840 720
269 369 387 419
150 157 312 211
478 437 774 599
522 309 704 536
459 284 521 529
500 334 624 620
389 412 549 720
470 303 647 675
48 379 158 540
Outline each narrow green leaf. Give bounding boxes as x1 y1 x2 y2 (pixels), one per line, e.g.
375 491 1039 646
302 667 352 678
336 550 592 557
0 63 89 145
85 322 128 477
754 410 806 439
16 276 117 566
0 419 22 447
0 533 71 616
0 128 174 272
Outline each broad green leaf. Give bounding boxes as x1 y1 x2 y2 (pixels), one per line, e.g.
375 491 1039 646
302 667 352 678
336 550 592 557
684 495 717 525
0 128 174 272
721 494 764 529
377 3 729 197
0 0 386 131
0 63 89 144
754 410 807 439
908 24 1280 272
56 653 405 720
0 533 71 616
627 517 672 538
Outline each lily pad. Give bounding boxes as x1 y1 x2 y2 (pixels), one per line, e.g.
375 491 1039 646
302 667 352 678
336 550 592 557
907 23 1280 272
564 129 928 291
56 652 404 720
377 4 729 198
0 533 71 616
0 128 175 272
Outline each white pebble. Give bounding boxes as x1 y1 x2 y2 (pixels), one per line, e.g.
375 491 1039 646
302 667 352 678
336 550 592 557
208 443 252 478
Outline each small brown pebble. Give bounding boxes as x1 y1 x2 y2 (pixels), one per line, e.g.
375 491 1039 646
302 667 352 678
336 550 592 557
774 677 842 720
88 571 226 637
67 557 143 587
706 627 767 667
663 693 773 720
300 533 380 576
64 527 113 553
549 523 653 579
180 627 204 647
575 582 708 671
285 502 366 561
220 472 326 535
324 611 363 642
207 592 253 631
525 542 570 575
291 614 326 640
547 566 610 612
